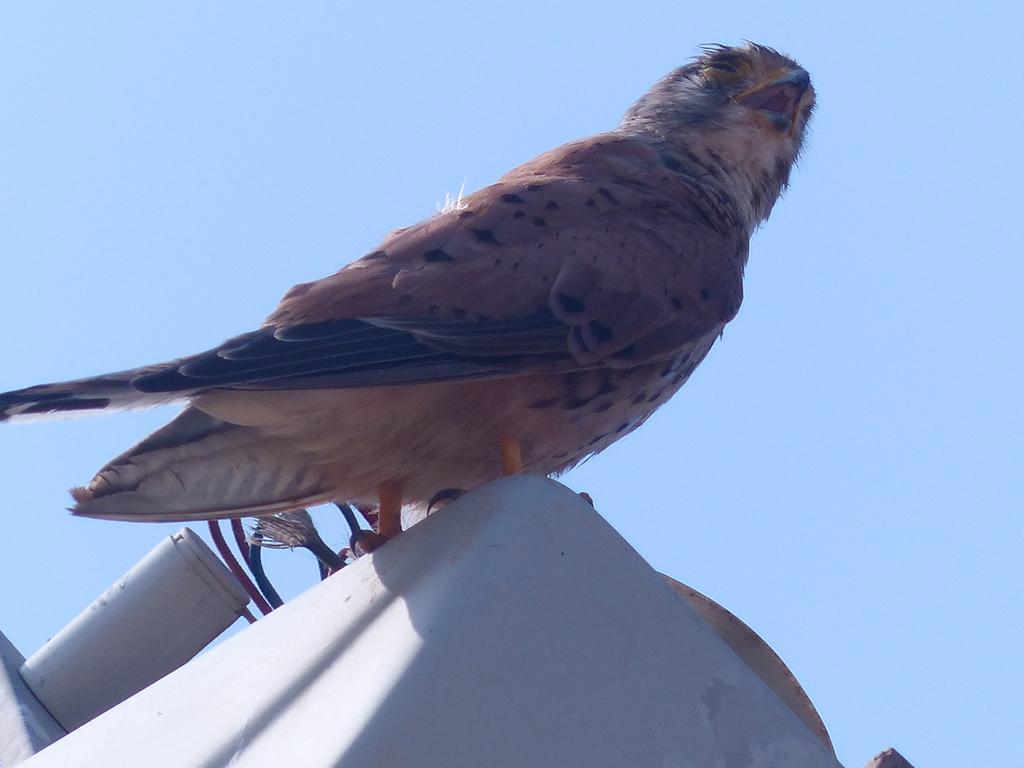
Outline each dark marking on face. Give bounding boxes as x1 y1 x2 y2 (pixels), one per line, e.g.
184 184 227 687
588 321 614 344
423 248 454 263
557 293 585 314
472 228 499 244
501 193 525 204
598 188 621 205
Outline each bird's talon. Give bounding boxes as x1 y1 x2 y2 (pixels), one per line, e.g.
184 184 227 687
427 487 465 514
350 530 388 557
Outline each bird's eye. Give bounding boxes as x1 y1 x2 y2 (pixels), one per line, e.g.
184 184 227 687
703 56 750 82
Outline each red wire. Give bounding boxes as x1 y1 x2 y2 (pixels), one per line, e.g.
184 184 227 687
208 520 273 617
230 518 251 566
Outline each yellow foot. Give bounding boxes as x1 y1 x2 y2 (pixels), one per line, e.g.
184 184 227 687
376 482 403 539
499 435 523 476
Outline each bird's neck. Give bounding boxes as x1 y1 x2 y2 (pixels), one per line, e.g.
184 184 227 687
680 128 793 234
623 126 793 236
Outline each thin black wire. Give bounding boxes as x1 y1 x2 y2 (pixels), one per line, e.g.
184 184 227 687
335 502 363 536
248 535 285 609
207 520 271 617
307 537 346 572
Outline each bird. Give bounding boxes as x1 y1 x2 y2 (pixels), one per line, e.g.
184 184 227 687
0 43 815 543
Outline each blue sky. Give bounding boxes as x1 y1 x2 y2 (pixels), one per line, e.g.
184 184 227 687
1 3 1020 765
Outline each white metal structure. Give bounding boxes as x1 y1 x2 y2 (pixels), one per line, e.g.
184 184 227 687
0 630 65 766
17 476 840 767
19 527 250 732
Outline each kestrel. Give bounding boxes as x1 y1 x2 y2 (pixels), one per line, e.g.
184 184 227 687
0 43 815 541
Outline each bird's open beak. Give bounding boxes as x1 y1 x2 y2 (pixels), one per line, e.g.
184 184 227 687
736 69 811 136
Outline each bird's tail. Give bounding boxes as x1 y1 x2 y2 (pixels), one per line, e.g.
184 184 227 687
71 407 334 522
0 365 190 423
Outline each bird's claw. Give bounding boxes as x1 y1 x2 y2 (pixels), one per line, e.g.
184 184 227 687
426 487 465 515
350 530 388 557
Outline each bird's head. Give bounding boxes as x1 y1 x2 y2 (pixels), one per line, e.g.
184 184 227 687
622 43 816 228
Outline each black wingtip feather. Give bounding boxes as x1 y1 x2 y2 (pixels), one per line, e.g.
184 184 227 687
0 386 113 421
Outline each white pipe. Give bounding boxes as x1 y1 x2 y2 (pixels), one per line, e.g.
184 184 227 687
20 527 250 731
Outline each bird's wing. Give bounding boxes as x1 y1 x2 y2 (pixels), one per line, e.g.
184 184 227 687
132 136 745 395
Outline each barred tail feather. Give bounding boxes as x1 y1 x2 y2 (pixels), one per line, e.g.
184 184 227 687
70 407 333 522
0 365 191 423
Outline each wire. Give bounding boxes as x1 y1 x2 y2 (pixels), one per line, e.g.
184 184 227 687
230 518 251 566
248 536 284 609
307 537 346 572
228 516 285 608
207 520 274 616
335 502 362 536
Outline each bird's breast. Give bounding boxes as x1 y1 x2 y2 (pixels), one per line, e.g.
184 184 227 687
192 342 713 506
